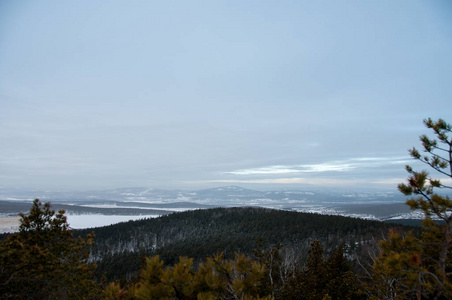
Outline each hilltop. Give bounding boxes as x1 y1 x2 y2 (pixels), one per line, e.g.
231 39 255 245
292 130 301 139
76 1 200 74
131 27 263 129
76 206 415 281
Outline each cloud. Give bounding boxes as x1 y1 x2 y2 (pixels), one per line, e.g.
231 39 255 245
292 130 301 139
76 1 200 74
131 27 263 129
224 157 410 176
225 166 306 175
370 178 407 185
185 177 380 187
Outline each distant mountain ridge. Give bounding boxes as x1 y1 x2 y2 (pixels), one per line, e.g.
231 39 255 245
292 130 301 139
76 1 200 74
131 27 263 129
0 185 399 204
0 185 416 223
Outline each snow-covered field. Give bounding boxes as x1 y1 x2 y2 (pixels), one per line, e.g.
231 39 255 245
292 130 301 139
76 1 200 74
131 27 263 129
0 216 20 233
66 214 161 229
0 214 162 233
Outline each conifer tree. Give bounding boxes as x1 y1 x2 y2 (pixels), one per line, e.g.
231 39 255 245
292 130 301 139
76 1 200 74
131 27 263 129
281 241 361 300
104 253 271 299
0 199 99 299
371 118 452 299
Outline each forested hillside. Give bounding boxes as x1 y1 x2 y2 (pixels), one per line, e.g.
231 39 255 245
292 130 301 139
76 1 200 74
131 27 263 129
77 206 413 281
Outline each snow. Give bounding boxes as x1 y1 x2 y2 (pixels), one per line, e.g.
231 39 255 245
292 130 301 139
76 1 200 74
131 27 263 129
66 214 161 229
0 214 164 232
0 216 21 233
78 204 161 209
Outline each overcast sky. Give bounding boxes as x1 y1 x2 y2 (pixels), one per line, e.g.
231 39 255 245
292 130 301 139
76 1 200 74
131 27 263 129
1 1 451 192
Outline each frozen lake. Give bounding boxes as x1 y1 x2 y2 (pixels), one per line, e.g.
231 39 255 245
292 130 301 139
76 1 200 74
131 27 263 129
66 214 161 229
0 214 162 233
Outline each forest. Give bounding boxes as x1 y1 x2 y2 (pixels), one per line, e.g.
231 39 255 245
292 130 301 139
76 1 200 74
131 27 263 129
77 206 413 283
0 118 451 299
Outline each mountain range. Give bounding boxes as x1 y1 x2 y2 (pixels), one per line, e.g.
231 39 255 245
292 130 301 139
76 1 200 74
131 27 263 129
0 186 420 231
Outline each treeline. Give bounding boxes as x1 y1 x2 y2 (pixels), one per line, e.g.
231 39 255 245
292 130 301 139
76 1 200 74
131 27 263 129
76 206 413 282
104 240 364 299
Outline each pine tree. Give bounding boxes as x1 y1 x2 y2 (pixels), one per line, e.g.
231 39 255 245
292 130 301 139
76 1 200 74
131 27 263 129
370 118 452 299
281 241 361 300
325 244 361 300
368 230 423 299
105 253 271 299
0 199 99 299
398 118 452 298
301 240 328 299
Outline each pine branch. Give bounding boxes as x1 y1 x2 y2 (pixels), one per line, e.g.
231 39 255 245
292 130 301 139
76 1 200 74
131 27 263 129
416 189 446 221
416 157 451 178
439 184 452 190
424 151 450 163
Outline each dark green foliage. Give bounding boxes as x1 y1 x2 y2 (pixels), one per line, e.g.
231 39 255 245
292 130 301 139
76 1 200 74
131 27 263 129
105 253 272 299
300 240 328 299
397 118 452 298
77 207 411 282
384 219 426 227
325 244 363 299
368 118 452 299
0 199 99 299
280 241 363 300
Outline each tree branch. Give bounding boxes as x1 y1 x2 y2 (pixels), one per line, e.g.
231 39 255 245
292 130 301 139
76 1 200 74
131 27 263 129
416 158 452 178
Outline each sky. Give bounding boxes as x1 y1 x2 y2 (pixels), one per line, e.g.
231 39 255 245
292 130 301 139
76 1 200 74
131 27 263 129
1 0 451 192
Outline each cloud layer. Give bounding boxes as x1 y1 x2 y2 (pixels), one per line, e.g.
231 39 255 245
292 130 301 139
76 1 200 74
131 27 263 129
0 1 451 191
